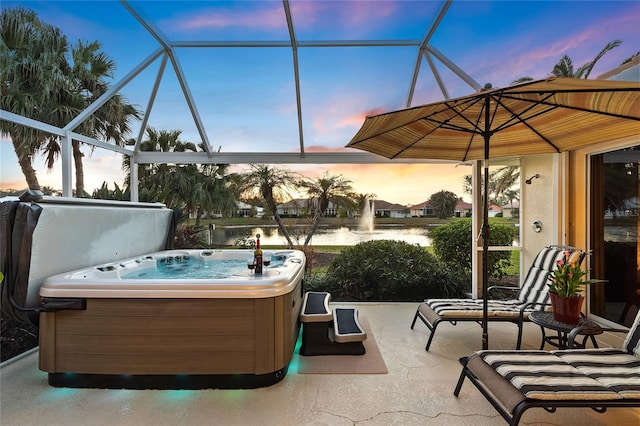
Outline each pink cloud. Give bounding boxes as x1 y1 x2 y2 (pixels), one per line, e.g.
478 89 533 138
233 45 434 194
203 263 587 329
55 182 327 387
287 1 324 27
295 90 395 148
169 0 400 34
336 108 385 128
486 8 640 84
170 4 285 31
338 1 397 27
307 92 390 137
289 1 400 37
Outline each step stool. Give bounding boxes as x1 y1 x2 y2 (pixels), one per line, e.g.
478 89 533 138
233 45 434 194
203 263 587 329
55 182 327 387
299 291 367 356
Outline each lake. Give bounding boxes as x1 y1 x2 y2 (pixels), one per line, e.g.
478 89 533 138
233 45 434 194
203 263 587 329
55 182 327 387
210 224 434 246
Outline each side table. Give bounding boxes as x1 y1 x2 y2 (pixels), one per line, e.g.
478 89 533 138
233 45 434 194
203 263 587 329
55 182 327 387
529 311 603 350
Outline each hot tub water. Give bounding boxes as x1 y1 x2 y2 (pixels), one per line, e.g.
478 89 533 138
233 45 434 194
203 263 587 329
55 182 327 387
119 251 287 280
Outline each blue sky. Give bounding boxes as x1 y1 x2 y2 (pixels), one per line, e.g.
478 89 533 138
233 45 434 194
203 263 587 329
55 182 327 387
1 1 639 204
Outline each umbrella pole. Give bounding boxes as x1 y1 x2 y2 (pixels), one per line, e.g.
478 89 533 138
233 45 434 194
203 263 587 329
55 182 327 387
481 161 490 350
481 96 491 350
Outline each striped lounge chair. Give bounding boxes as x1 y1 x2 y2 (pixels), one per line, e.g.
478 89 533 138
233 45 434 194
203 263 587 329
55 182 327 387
411 245 580 351
454 311 640 425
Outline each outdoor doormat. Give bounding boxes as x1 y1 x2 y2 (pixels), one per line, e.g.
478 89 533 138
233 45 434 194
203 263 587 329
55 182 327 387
296 317 388 374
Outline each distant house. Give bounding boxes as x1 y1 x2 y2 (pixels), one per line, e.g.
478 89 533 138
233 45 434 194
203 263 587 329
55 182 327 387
196 200 262 219
276 199 308 217
237 201 263 218
275 198 414 219
373 200 411 218
409 199 472 217
488 204 502 217
409 200 432 217
501 201 520 219
276 199 340 217
454 200 472 217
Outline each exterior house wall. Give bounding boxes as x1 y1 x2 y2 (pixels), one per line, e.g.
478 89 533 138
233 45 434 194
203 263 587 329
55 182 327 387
411 208 426 217
487 206 502 217
388 210 410 218
500 207 517 219
520 153 562 276
520 138 636 322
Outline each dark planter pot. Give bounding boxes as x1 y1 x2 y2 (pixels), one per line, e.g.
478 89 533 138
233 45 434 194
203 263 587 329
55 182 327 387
550 292 584 324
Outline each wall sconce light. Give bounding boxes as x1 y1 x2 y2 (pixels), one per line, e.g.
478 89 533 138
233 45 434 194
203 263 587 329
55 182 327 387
532 220 543 233
525 174 540 184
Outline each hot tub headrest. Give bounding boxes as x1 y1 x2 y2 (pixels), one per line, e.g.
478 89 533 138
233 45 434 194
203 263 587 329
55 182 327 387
0 196 176 325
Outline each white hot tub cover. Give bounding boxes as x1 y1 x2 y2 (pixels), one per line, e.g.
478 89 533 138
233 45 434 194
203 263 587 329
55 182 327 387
0 195 175 325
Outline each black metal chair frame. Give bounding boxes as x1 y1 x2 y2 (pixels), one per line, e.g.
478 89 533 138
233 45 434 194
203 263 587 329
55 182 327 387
454 355 639 426
410 288 547 351
453 324 639 426
410 245 582 351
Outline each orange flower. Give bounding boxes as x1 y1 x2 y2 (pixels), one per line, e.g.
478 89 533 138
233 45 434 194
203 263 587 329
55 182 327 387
547 250 604 297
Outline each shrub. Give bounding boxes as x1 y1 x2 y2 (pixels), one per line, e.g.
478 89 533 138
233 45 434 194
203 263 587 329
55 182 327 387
429 219 515 279
174 225 204 248
315 240 465 301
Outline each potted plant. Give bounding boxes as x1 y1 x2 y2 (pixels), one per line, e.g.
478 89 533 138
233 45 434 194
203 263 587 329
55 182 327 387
547 250 603 324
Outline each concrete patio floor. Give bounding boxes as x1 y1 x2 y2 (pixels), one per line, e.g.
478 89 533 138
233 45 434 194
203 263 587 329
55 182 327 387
2 302 639 426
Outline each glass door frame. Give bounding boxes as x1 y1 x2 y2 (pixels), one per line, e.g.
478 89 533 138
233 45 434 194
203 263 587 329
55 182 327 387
584 140 639 327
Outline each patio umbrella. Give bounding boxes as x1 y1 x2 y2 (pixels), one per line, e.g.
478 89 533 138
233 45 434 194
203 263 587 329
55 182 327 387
346 76 640 350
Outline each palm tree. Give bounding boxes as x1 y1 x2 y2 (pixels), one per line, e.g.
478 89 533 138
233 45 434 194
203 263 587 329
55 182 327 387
491 166 520 204
124 127 197 205
553 40 621 78
92 181 128 200
298 172 355 246
501 188 520 213
185 162 237 227
122 128 237 226
41 39 141 197
0 6 72 190
512 40 622 84
1 7 141 195
463 166 519 204
240 165 297 248
352 192 377 216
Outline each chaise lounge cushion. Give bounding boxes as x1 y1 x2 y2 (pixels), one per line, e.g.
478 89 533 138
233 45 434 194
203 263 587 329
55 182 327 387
474 348 640 401
555 349 640 399
425 299 537 318
425 245 565 318
476 350 618 400
411 245 573 351
456 311 640 425
623 311 640 357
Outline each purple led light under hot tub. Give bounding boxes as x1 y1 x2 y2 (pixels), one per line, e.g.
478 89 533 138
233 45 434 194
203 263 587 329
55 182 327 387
38 249 306 389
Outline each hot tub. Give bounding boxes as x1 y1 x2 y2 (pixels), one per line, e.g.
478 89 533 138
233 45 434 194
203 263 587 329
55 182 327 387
38 249 306 389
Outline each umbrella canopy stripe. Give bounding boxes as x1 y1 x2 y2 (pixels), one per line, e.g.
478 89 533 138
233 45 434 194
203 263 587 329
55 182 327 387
346 77 640 162
348 110 637 161
346 76 640 350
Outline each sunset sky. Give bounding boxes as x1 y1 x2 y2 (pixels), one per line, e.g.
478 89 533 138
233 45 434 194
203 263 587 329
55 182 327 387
1 1 639 205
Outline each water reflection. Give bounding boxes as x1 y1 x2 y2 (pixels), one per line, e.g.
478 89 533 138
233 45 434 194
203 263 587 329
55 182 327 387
212 225 432 246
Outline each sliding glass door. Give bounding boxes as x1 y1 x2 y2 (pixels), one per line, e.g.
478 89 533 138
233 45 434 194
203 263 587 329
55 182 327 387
590 146 640 327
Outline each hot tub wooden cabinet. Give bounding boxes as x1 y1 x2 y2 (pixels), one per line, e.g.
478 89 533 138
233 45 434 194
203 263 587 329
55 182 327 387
38 249 306 389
